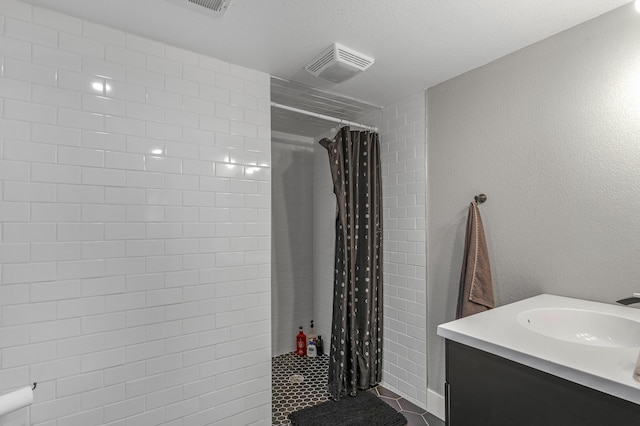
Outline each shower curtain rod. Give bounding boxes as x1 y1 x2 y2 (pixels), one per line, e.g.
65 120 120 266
271 102 379 132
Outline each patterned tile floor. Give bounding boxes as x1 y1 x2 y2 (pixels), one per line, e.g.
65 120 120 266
271 352 444 426
272 352 330 425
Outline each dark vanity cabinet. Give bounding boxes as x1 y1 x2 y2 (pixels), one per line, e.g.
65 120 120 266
445 340 640 426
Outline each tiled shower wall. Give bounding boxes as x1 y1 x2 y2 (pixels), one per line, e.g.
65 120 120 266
312 132 335 344
378 94 427 408
0 2 271 425
271 139 314 356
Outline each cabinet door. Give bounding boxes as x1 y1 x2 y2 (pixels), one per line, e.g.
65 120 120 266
445 340 640 426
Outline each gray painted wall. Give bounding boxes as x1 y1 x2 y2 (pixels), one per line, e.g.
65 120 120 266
426 3 640 396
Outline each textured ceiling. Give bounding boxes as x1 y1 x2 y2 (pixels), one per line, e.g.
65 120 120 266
20 0 634 108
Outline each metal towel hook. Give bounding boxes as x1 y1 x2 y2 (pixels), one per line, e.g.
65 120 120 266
32 382 37 390
474 194 487 204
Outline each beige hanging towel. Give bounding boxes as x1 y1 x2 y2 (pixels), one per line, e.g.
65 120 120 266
456 202 495 319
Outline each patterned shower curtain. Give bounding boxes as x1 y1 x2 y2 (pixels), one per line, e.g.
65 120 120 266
319 127 383 401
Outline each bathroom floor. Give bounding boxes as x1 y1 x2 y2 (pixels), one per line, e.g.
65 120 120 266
271 352 444 426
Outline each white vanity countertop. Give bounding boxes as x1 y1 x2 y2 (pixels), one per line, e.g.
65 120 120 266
437 294 640 405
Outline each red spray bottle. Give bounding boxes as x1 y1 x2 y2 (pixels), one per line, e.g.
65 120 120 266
296 326 307 356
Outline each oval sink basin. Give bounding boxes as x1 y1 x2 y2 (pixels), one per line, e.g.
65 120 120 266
517 308 640 348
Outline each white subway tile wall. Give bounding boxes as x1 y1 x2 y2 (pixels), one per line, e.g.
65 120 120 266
378 94 427 408
0 2 271 425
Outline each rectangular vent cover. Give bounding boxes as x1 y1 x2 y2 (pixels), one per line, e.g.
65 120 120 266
305 43 374 83
167 0 231 17
188 0 229 12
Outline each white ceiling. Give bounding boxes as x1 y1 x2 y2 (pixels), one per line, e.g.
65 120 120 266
22 0 633 107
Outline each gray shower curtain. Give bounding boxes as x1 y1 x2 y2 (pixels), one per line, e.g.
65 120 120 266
320 127 383 401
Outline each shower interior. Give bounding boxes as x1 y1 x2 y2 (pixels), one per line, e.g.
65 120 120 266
270 76 383 358
269 77 381 422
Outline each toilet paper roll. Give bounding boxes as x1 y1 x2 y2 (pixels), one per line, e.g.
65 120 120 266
0 387 34 417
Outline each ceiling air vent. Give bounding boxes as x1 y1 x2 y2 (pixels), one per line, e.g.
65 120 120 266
166 0 231 17
305 43 374 83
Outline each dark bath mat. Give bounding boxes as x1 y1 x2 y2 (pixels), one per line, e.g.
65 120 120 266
288 389 407 426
